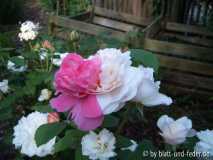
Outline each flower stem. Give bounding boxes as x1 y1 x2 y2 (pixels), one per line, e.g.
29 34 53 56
29 41 33 52
115 102 134 138
49 54 53 72
45 49 49 72
38 53 45 71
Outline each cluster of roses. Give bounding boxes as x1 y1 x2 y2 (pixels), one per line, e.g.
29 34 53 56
11 21 213 160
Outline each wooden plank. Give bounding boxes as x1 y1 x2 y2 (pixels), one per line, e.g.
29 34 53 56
49 15 128 42
164 33 213 47
140 0 143 16
94 7 152 26
133 0 137 15
104 0 107 8
89 0 95 23
159 69 213 90
142 39 213 61
95 0 102 7
164 22 213 37
155 54 213 76
144 15 163 38
92 16 143 32
161 84 213 101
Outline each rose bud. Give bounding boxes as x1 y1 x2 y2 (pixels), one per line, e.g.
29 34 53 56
43 40 51 49
35 42 41 52
49 46 55 55
47 112 60 123
70 30 80 42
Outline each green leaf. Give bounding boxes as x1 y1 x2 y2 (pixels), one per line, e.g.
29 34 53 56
9 56 26 67
115 135 133 148
0 53 9 57
3 134 13 146
130 49 159 73
136 112 148 124
26 74 43 85
11 89 24 98
1 96 16 108
182 138 198 152
103 38 121 46
54 134 77 152
35 122 68 147
104 115 119 127
117 150 132 160
65 129 86 137
0 48 15 52
127 30 138 39
83 37 98 45
23 52 40 59
135 140 154 158
44 75 55 84
23 85 36 95
136 103 143 116
0 113 12 120
32 105 53 113
75 143 90 160
41 36 53 42
98 31 112 37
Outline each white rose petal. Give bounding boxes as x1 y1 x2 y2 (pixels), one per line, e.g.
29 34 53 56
194 129 213 156
38 89 52 101
0 79 11 94
92 48 143 114
81 128 116 160
13 112 56 157
157 115 196 146
131 65 172 106
19 21 39 41
121 140 138 152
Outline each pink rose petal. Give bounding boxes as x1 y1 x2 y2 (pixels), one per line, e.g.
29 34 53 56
71 99 104 131
50 94 79 112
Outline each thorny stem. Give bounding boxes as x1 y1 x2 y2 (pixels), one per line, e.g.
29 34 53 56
115 102 134 138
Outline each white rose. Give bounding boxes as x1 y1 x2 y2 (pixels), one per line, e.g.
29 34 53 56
92 48 143 114
19 21 39 41
0 79 11 94
131 65 172 106
7 56 28 72
81 128 116 160
13 112 56 157
38 89 52 101
157 115 196 145
194 129 213 156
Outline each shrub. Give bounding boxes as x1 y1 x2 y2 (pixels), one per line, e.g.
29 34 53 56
0 0 27 24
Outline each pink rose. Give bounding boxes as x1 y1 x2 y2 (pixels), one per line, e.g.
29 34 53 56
50 53 104 131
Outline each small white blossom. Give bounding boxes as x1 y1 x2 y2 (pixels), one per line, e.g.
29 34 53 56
18 21 39 41
38 89 52 101
121 140 138 152
0 79 11 94
13 112 56 157
81 128 116 160
7 56 28 72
